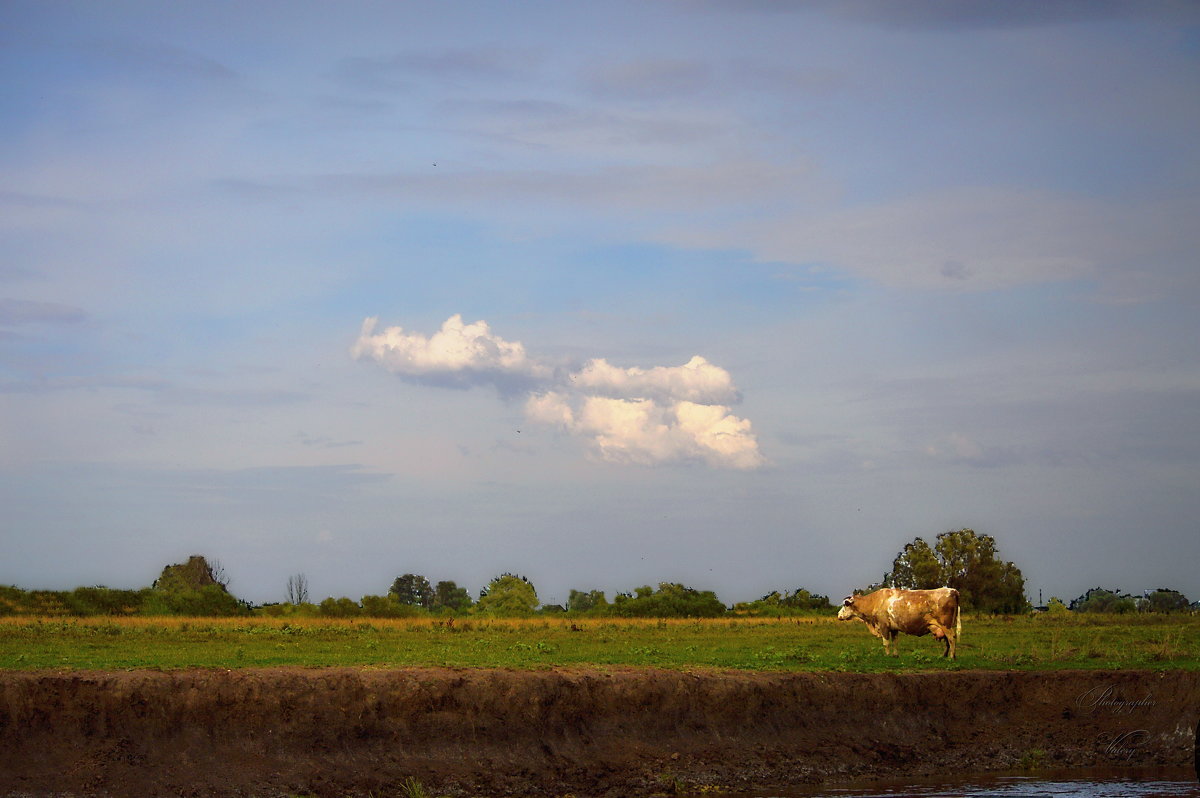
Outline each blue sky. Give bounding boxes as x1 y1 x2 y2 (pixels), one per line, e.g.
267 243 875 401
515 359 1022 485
2 0 1199 608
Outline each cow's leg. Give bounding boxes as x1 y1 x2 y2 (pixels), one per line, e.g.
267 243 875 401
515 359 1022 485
869 624 890 655
888 629 899 656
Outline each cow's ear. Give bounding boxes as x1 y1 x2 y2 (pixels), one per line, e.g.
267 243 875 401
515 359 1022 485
842 596 853 606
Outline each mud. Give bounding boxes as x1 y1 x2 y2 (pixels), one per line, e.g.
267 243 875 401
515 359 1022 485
1 667 1196 797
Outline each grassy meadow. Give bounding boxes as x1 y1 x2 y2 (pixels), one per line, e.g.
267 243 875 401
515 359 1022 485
1 612 1197 672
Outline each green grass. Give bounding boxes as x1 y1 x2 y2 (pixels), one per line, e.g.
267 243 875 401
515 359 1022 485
1 613 1196 672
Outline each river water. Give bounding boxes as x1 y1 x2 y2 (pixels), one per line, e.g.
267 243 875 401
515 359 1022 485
723 766 1200 797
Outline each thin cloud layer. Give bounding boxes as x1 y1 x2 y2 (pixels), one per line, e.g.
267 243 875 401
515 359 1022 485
354 314 764 470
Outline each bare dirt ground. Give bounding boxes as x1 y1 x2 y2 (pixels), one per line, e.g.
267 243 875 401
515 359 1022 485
1 667 1196 797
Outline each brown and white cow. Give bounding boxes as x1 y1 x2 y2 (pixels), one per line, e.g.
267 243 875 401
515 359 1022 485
837 587 961 658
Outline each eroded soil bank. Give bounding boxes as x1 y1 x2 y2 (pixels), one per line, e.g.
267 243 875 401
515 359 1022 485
1 667 1196 797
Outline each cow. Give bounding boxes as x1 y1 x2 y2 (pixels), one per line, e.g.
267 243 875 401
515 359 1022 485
837 587 961 658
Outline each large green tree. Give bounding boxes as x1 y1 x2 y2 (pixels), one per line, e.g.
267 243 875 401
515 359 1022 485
432 580 473 612
1140 588 1190 613
389 574 433 608
475 574 539 616
886 529 1027 613
888 538 943 590
566 589 608 613
147 555 246 616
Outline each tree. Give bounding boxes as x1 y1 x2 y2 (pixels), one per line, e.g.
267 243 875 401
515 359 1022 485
431 580 473 612
153 555 223 592
887 538 942 590
390 574 433 608
885 529 1027 614
148 555 246 616
1070 587 1137 613
1139 588 1190 613
567 589 608 613
475 574 539 616
781 588 833 610
286 573 309 605
208 559 230 589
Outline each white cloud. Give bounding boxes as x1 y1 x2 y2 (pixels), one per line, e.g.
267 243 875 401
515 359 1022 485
569 355 740 404
525 390 575 428
356 314 764 470
673 400 763 468
351 314 552 393
526 392 763 470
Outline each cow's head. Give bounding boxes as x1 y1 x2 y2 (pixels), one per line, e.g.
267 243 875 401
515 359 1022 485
837 595 858 621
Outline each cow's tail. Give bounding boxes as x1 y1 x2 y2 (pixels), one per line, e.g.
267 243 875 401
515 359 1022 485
954 599 962 643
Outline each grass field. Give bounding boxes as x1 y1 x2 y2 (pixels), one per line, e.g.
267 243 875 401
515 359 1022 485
2 612 1197 672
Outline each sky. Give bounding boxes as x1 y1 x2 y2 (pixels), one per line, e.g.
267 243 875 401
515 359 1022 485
2 0 1199 609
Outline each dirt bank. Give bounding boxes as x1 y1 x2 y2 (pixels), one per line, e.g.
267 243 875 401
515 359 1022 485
1 667 1196 797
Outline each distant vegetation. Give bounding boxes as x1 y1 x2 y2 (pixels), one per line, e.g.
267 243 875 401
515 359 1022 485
0 539 1194 620
1070 586 1190 614
0 556 249 618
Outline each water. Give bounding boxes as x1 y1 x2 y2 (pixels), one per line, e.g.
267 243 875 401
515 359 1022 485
723 766 1200 797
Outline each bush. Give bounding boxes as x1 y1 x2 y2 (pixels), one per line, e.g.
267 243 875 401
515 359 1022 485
318 596 362 618
61 587 148 616
474 574 539 616
361 594 424 618
734 588 833 616
1071 587 1137 614
144 584 248 616
609 583 726 618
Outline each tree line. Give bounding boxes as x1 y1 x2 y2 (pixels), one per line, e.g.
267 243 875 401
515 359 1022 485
1 532 1194 618
258 574 808 619
0 556 249 617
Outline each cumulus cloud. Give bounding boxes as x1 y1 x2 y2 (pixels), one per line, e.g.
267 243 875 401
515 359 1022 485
525 392 764 470
569 355 740 404
351 314 553 394
355 314 764 470
528 348 763 470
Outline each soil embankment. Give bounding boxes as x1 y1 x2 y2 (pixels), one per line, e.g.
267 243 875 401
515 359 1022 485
1 667 1196 797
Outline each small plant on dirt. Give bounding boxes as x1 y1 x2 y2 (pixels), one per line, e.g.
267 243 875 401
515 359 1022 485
400 776 435 798
1018 748 1047 770
654 771 687 795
